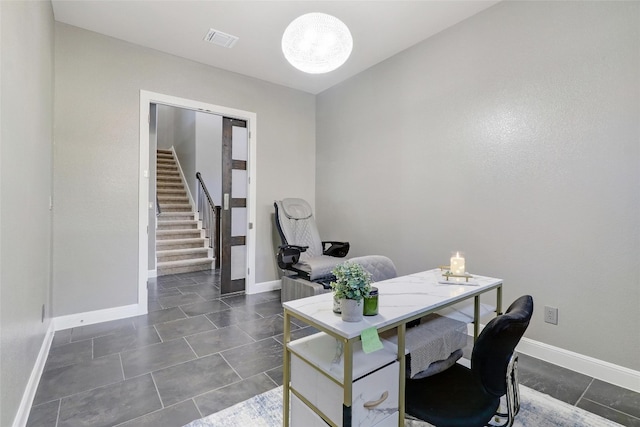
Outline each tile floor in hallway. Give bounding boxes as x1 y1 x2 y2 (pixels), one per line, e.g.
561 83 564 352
26 270 640 427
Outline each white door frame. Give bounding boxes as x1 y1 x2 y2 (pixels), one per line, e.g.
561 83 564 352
138 90 257 309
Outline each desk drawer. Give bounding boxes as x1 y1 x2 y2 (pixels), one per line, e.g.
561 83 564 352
352 362 399 426
291 393 329 427
291 355 399 427
291 394 399 427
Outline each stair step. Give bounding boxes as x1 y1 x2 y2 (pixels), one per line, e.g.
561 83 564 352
157 220 199 230
157 182 184 189
157 176 182 183
157 188 187 196
158 170 180 177
157 163 177 169
157 247 209 262
158 193 187 200
157 167 178 174
156 238 205 250
157 149 172 155
158 212 195 221
157 157 175 163
159 203 192 212
156 229 202 240
157 258 213 276
158 195 189 204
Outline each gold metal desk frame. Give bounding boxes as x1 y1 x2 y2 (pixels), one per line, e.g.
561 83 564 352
282 272 503 427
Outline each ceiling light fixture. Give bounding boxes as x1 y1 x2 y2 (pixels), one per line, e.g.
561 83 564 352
282 13 353 74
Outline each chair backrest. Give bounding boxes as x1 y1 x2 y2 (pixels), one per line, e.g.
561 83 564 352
274 198 323 259
471 295 534 397
350 255 397 282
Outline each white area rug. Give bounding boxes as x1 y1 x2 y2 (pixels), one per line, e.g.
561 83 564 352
184 384 622 427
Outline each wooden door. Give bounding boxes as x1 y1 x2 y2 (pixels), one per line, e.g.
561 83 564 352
220 117 248 294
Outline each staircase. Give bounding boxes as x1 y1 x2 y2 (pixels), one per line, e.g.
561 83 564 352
155 149 213 276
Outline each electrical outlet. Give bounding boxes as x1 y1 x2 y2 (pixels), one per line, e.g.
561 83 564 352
544 306 558 325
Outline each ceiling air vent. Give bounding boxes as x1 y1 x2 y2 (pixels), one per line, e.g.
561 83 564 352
203 28 238 48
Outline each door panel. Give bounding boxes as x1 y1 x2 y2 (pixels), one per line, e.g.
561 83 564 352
232 169 248 198
231 245 247 281
231 208 247 236
232 126 249 160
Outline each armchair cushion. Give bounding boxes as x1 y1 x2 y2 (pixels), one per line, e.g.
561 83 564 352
295 255 345 281
349 255 397 282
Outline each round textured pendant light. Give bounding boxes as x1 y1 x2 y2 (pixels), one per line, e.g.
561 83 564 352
282 13 353 74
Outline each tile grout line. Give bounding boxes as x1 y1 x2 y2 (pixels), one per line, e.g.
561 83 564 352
153 324 162 343
118 353 126 382
182 336 199 358
575 377 594 406
150 371 166 409
193 397 205 419
580 397 640 421
218 352 244 381
54 398 61 427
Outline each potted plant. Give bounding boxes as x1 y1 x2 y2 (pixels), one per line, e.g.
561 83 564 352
331 261 372 322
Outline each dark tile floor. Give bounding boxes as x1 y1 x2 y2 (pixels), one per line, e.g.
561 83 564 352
26 270 640 427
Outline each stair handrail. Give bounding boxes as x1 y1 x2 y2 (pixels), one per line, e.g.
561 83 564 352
196 172 221 268
156 194 161 217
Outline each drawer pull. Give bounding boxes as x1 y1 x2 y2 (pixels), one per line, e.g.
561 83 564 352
363 391 389 408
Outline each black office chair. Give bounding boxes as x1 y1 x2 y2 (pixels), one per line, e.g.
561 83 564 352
405 295 534 427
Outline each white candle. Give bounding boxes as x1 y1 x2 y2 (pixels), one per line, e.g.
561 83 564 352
450 252 465 275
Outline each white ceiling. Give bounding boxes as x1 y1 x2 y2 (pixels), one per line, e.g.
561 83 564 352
51 0 500 95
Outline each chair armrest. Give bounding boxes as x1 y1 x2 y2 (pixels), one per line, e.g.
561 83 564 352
279 244 308 252
277 245 307 269
322 241 350 258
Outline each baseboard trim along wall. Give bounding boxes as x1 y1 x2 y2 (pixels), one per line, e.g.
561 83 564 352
13 322 54 427
246 279 281 295
467 323 639 393
53 302 147 331
517 336 640 394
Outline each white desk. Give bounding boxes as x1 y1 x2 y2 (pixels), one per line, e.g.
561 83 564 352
282 268 503 427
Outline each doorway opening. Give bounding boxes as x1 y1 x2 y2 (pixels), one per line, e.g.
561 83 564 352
138 91 257 310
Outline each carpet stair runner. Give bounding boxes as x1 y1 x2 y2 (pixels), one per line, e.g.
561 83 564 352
156 149 213 276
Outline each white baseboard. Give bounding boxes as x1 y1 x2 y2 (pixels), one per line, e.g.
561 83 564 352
53 303 147 331
466 323 640 393
13 321 55 427
246 279 281 295
148 269 157 278
517 336 640 394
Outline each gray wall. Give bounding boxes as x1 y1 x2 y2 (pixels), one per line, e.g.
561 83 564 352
195 112 223 207
53 22 315 316
157 104 176 150
316 1 639 370
172 108 197 200
0 1 54 425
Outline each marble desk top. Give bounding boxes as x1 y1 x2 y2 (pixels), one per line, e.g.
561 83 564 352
282 268 502 340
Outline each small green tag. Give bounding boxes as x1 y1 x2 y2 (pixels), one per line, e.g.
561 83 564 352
361 327 384 354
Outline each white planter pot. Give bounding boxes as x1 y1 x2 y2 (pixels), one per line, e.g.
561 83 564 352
340 299 363 322
333 294 341 313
